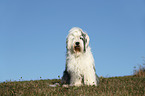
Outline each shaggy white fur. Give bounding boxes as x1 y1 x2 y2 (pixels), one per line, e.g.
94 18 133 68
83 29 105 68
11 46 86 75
62 27 99 86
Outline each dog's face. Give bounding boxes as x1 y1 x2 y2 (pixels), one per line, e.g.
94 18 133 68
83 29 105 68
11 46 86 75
66 27 90 55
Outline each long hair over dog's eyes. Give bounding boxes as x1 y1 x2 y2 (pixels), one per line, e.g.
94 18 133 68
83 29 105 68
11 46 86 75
80 36 87 43
80 36 83 40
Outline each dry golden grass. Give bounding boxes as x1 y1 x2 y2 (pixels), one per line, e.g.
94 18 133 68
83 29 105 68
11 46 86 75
134 64 145 77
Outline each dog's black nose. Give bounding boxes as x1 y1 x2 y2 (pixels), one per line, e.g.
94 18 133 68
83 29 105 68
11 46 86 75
75 42 80 45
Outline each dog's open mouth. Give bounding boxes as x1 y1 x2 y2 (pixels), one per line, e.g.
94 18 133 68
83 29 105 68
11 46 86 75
74 46 81 52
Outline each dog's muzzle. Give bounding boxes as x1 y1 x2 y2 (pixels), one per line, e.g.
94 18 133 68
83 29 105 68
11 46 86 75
74 42 81 52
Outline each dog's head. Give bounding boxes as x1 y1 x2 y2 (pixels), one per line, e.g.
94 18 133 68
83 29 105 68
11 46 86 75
66 27 90 55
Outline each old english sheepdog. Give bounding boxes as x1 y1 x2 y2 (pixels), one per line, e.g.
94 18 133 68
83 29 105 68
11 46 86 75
62 27 99 86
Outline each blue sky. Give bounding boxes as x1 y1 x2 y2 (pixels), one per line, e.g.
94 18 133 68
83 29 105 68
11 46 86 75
0 0 145 82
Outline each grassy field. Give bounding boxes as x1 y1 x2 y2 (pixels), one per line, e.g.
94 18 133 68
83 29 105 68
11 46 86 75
0 64 145 96
0 75 144 96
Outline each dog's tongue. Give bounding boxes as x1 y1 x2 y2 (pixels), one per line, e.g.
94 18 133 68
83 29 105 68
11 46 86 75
75 46 80 52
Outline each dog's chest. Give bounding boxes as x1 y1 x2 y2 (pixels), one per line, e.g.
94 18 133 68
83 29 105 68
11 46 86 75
68 53 92 73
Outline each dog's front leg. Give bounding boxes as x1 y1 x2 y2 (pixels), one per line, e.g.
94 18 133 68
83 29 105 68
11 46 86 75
69 73 82 86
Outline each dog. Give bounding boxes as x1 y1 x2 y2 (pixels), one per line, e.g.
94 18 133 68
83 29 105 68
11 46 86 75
61 27 99 86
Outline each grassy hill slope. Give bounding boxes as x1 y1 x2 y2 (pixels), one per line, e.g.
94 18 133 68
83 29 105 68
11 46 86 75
0 76 144 96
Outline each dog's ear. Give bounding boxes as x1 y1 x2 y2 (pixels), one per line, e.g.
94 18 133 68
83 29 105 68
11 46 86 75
66 35 72 50
66 37 70 50
81 31 90 52
82 32 90 48
85 33 90 48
